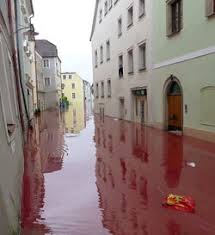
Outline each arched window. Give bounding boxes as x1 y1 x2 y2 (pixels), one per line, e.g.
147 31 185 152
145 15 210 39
167 81 181 96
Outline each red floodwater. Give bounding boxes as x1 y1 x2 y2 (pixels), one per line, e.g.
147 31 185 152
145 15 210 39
21 110 215 235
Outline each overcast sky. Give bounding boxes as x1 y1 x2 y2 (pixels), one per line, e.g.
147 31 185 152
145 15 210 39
32 0 95 83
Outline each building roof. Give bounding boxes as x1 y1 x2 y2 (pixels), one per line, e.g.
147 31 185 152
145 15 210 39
90 0 99 41
35 40 59 58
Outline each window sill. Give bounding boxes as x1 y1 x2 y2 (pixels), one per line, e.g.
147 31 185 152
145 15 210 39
119 76 124 79
127 23 133 29
128 71 134 75
139 67 146 72
139 13 145 19
167 29 182 38
207 12 215 18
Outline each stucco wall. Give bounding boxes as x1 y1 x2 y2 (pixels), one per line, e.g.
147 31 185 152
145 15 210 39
91 0 153 123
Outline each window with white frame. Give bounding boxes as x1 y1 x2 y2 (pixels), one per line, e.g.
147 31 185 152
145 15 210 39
118 54 123 78
72 93 76 99
118 17 122 37
139 0 145 18
72 83 75 89
95 50 98 67
109 0 113 9
99 9 103 23
105 1 108 15
127 5 134 28
96 83 99 98
106 40 110 61
43 59 49 68
166 0 183 36
100 45 103 64
45 77 51 87
101 81 105 98
138 42 146 70
205 0 215 17
128 48 134 74
107 80 111 97
69 75 72 79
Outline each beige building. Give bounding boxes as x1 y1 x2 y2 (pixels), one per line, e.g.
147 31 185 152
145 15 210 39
61 73 85 134
90 0 153 125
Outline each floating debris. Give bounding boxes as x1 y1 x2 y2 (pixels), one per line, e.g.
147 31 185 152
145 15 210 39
163 194 195 213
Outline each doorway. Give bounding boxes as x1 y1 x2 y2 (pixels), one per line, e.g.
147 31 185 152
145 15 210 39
119 98 125 120
166 81 183 131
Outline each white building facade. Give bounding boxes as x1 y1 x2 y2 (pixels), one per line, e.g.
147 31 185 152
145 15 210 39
36 40 62 109
83 80 93 119
91 0 153 124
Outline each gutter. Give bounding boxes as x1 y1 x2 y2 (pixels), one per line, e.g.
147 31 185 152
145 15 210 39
14 0 31 127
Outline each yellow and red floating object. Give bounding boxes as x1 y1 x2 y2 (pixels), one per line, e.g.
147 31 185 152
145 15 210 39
163 194 195 213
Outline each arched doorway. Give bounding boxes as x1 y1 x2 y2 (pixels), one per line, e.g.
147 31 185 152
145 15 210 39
166 80 183 131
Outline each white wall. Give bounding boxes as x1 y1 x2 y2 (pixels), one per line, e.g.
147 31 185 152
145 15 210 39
91 0 153 123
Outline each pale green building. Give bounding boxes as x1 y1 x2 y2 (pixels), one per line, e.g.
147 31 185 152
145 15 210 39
151 0 215 142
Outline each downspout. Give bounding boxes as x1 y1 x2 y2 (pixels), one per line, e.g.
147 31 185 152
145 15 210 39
7 0 25 132
14 0 31 127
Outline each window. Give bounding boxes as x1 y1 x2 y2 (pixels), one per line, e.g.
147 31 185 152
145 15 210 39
72 93 76 99
205 0 215 17
167 0 183 36
43 59 49 68
106 40 110 61
138 42 146 70
105 1 108 15
128 48 134 74
95 50 98 67
114 0 119 5
139 0 145 18
100 45 103 64
96 83 99 98
118 17 122 37
127 5 133 28
118 54 123 78
63 75 66 79
69 75 72 79
107 80 111 97
99 9 102 23
109 0 113 9
45 77 51 87
200 87 215 126
101 82 104 98
72 83 75 89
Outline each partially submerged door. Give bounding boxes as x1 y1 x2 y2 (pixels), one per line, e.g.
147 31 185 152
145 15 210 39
167 81 182 131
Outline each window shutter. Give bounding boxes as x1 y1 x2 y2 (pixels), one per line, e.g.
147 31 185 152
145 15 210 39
166 3 172 36
205 0 214 17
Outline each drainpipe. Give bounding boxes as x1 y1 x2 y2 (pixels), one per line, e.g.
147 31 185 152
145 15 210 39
14 0 31 128
7 0 25 132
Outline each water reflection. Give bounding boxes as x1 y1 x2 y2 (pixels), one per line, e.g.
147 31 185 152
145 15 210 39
63 103 86 134
21 110 66 234
94 115 215 235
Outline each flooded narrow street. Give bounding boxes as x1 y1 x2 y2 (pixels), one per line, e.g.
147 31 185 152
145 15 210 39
21 109 215 235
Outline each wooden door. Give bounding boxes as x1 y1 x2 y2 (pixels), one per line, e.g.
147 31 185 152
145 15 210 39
168 95 182 130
